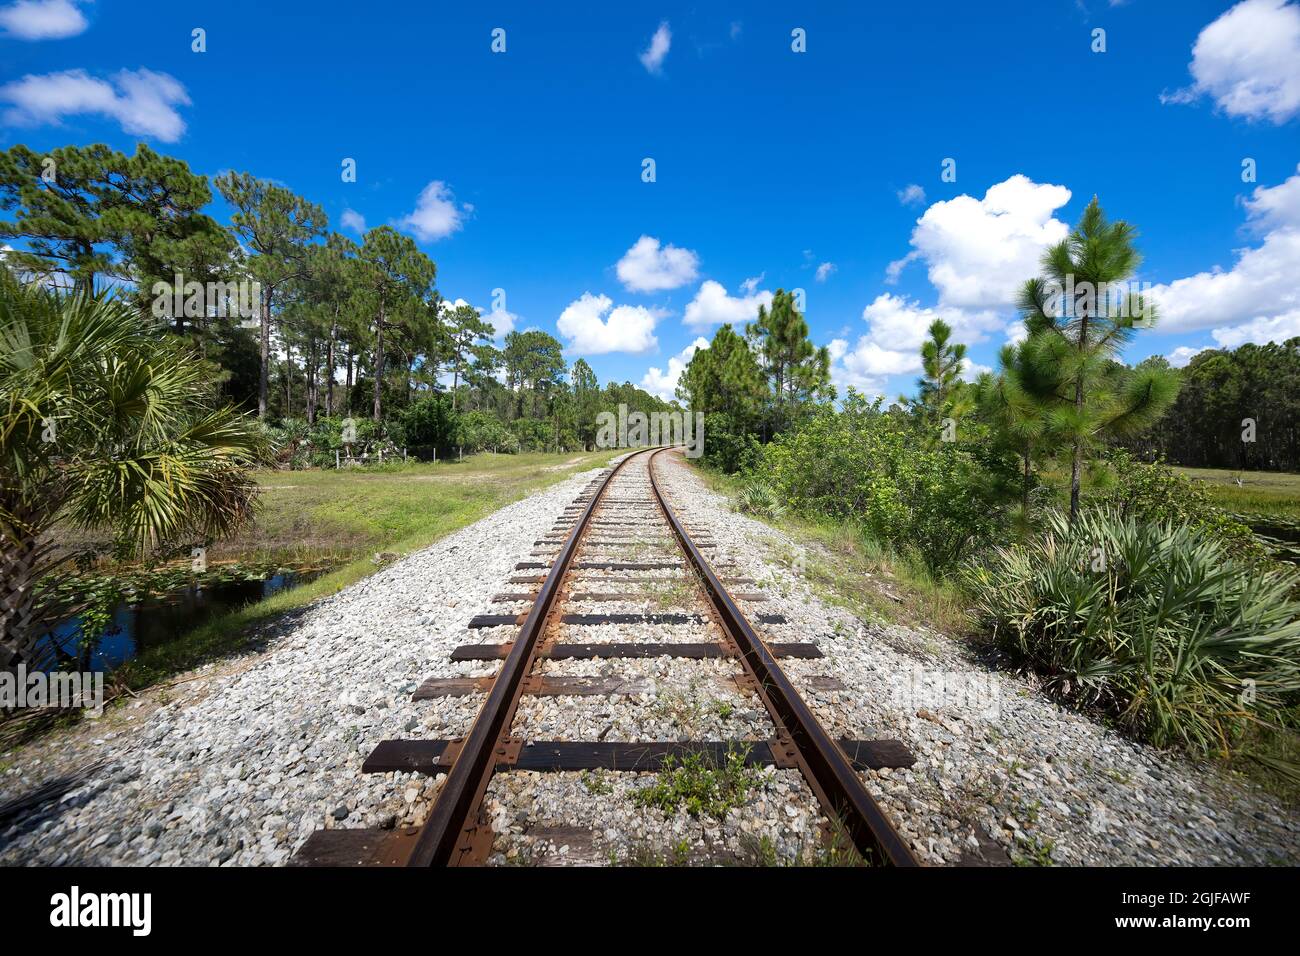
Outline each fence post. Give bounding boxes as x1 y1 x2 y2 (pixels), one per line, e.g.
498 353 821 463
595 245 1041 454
378 448 383 464
335 450 340 469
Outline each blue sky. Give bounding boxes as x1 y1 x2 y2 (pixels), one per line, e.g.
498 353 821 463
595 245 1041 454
2 0 1298 401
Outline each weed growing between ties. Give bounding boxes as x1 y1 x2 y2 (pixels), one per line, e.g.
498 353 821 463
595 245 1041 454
631 747 759 820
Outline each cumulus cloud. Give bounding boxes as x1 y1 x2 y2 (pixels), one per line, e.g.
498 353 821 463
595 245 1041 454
0 0 87 40
340 208 366 234
1211 309 1300 349
398 180 468 242
0 68 190 141
485 307 517 338
739 273 764 295
557 292 661 354
1147 167 1300 338
1161 0 1300 124
683 279 772 330
897 183 926 206
641 336 710 401
814 262 836 283
828 293 1002 397
640 21 671 74
615 235 700 292
1167 345 1210 367
887 174 1072 310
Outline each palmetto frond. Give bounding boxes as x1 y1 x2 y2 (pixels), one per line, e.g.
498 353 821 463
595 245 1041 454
0 269 267 664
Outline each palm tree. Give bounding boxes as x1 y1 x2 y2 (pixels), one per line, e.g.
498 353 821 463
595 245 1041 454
1017 197 1179 523
0 270 268 668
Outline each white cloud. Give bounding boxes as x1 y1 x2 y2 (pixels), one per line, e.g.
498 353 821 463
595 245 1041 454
683 279 772 330
640 21 671 74
897 183 926 206
397 180 467 242
814 262 836 283
828 293 1001 396
739 273 764 295
640 336 710 400
1148 167 1300 336
0 68 190 141
1161 0 1300 124
1210 309 1300 348
485 307 517 338
888 174 1072 309
615 235 700 292
557 292 661 354
340 208 366 234
0 0 87 40
1167 345 1210 367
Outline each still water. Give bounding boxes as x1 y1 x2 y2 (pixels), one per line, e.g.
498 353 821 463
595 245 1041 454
37 572 312 673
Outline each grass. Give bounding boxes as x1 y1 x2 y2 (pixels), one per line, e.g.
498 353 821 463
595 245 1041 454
694 467 970 636
110 450 618 689
1172 467 1300 522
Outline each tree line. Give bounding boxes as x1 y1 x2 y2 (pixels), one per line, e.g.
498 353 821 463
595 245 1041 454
0 142 670 453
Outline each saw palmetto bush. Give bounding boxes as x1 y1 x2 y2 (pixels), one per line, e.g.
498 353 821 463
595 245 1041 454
963 507 1300 756
735 476 786 521
0 270 268 669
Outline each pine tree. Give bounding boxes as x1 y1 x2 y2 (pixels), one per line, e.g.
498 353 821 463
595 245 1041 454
0 143 230 299
907 319 972 428
750 289 831 432
356 226 436 422
1017 197 1180 522
976 339 1063 515
444 302 495 410
215 172 327 418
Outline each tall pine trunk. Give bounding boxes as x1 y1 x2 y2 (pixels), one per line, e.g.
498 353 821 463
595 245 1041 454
258 287 273 418
326 320 336 416
1069 308 1090 525
373 303 385 422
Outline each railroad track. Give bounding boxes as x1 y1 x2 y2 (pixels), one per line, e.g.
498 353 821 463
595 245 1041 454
293 447 919 866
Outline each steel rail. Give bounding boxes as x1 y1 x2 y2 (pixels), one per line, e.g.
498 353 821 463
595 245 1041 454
405 448 652 866
647 448 920 866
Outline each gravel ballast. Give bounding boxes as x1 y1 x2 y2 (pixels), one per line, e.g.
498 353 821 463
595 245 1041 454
2 450 1296 867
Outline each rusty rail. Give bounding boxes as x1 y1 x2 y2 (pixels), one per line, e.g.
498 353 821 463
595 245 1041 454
647 448 918 866
404 449 650 866
293 445 917 867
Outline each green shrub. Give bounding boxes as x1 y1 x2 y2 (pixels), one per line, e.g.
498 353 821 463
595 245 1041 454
1095 451 1265 560
457 411 518 454
735 477 786 520
758 394 1011 570
402 395 459 453
963 507 1300 756
700 413 763 473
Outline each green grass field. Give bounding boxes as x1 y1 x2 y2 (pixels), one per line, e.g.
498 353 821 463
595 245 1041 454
115 450 618 688
1172 467 1300 521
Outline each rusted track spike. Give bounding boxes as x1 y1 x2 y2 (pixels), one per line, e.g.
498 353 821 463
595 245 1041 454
646 448 919 867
